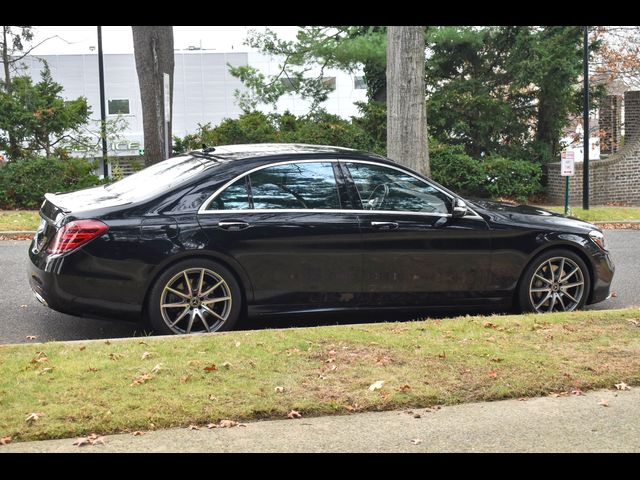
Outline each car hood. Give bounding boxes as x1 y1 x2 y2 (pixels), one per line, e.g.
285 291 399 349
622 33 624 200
469 199 598 233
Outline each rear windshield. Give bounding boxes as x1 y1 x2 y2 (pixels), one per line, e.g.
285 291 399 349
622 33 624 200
104 155 207 201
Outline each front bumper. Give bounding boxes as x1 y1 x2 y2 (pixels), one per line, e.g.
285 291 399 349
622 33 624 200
589 249 615 305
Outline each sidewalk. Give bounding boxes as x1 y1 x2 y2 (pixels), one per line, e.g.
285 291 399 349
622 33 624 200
2 388 638 452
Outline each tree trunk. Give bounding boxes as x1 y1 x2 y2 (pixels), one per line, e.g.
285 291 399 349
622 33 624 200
386 26 429 176
2 26 20 159
132 26 174 166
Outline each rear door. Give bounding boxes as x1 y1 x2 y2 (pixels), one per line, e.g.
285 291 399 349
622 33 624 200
197 160 362 312
341 160 493 307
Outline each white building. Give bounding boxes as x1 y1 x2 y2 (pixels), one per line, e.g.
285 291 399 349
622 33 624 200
13 51 367 159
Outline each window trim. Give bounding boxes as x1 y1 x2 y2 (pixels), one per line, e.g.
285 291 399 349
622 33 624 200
197 158 482 219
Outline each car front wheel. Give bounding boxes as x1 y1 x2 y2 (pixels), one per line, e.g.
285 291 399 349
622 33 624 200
518 249 591 313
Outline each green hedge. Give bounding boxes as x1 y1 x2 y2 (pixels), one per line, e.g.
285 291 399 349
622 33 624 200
0 157 101 209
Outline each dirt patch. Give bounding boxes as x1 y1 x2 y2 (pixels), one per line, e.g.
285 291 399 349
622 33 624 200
310 342 402 368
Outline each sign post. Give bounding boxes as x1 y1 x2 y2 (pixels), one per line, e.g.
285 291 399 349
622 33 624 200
561 150 575 215
163 73 171 160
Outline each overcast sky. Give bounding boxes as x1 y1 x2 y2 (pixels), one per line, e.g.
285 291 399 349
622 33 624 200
30 26 300 54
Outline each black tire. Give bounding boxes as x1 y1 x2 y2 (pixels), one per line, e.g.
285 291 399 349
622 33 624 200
518 248 591 313
147 258 243 335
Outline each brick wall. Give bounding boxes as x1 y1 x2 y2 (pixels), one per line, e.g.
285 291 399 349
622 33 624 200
600 95 622 154
547 90 640 205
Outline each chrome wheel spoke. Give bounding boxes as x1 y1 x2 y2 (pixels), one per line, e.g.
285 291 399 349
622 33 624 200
166 287 189 300
202 304 225 321
534 273 552 285
556 293 566 311
562 290 579 303
198 310 211 332
169 307 190 327
201 280 224 298
202 296 232 305
162 302 189 308
183 272 192 293
186 309 196 334
562 281 584 289
535 292 552 310
197 269 205 296
560 267 579 283
531 287 551 293
548 293 557 312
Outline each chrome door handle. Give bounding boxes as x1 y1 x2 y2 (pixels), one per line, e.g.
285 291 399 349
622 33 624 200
371 221 398 230
218 221 250 231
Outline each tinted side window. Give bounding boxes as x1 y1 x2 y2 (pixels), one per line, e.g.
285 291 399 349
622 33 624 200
207 178 250 210
250 162 341 210
345 162 451 214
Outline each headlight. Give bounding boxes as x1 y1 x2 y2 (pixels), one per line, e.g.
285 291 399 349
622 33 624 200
589 230 607 251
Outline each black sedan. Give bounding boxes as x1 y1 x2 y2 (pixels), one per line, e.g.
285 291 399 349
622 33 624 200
28 144 614 335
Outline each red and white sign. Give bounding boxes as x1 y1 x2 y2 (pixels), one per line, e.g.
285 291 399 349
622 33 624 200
561 151 575 176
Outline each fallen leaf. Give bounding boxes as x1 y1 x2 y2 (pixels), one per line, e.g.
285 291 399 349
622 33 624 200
221 361 232 369
518 397 527 401
274 386 284 393
627 319 640 327
104 340 111 345
141 351 153 360
287 410 302 419
131 431 145 436
483 321 497 329
208 394 218 401
79 346 86 351
38 367 54 375
31 351 48 363
571 389 585 396
490 357 503 363
20 304 27 308
611 292 618 298
345 405 356 412
207 419 245 429
413 413 421 418
598 399 609 407
188 425 200 430
488 369 498 378
368 380 384 391
73 433 105 447
410 439 422 445
437 351 446 359
108 352 124 361
87 367 98 373
131 373 152 386
204 363 218 372
397 384 411 392
614 382 631 391
180 374 191 384
0 436 12 445
425 406 442 413
26 335 37 340
150 363 162 374
235 341 241 348
25 412 43 424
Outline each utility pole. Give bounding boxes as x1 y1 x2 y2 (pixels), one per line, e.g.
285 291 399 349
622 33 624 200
97 26 109 179
582 26 590 210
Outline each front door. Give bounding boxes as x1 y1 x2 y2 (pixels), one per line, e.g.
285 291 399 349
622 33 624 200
341 161 493 308
197 160 362 312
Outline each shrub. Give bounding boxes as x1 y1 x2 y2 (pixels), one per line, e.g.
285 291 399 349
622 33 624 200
0 157 101 209
482 155 542 201
429 142 485 195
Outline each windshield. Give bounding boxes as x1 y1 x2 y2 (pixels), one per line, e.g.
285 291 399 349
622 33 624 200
104 155 207 201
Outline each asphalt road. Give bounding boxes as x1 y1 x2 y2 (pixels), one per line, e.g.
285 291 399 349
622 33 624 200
1 230 637 345
3 388 638 452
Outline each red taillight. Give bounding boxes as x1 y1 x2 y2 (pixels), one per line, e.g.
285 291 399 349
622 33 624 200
47 219 108 254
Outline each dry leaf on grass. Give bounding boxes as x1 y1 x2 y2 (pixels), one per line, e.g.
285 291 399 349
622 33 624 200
368 380 384 391
79 346 86 351
483 321 497 329
598 399 609 407
188 425 201 430
221 361 232 369
141 351 153 360
614 382 631 391
87 367 98 373
108 352 124 361
274 386 284 393
38 367 54 375
0 436 12 445
131 373 152 386
150 363 162 374
73 434 105 447
25 412 43 424
203 363 218 372
234 341 241 348
627 319 640 327
571 389 585 396
287 410 302 419
31 352 48 364
488 369 498 378
131 431 145 436
396 384 411 392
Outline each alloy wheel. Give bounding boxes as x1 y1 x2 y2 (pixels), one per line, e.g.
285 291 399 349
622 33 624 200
528 256 585 313
160 268 232 334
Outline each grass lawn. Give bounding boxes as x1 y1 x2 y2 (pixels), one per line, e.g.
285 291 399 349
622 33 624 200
0 211 40 231
1 308 639 443
544 206 640 222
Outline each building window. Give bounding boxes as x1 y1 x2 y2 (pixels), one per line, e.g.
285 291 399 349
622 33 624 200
322 77 336 91
354 76 366 90
108 99 130 115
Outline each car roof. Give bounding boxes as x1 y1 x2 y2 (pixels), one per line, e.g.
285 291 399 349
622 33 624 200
190 143 389 164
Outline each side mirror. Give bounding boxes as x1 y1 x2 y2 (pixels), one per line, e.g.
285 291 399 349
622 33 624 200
452 198 468 218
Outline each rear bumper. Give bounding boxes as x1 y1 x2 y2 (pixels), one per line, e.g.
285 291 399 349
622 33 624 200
27 241 144 322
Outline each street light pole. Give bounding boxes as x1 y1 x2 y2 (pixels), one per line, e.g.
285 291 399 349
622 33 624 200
97 26 109 179
582 26 590 210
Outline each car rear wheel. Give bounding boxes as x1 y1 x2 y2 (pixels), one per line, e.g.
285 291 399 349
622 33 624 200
148 259 242 335
518 249 591 313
